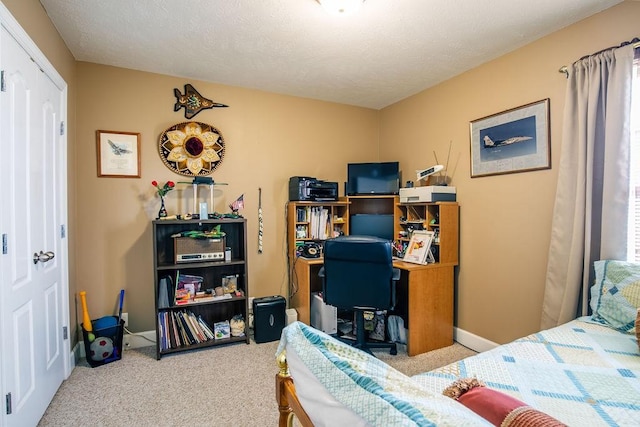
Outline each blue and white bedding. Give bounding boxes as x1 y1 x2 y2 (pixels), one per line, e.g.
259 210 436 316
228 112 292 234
413 317 640 426
278 259 640 425
278 318 639 426
278 321 489 426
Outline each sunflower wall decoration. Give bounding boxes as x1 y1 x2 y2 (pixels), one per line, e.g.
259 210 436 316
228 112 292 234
158 121 225 176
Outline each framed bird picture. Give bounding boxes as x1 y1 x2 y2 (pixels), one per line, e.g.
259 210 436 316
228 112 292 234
96 130 141 178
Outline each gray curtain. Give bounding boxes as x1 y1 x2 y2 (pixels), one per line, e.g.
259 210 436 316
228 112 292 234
541 44 635 330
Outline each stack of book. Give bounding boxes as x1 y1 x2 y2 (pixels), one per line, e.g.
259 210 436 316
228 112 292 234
157 310 216 351
295 206 331 239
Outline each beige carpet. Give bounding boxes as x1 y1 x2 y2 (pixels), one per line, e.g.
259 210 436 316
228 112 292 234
38 339 476 426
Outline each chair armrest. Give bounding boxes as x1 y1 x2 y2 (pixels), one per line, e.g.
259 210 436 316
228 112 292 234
392 268 401 281
318 266 325 278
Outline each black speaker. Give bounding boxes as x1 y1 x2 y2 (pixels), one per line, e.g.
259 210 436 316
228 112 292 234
253 295 286 343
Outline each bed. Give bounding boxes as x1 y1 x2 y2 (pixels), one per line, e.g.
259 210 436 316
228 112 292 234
275 260 640 426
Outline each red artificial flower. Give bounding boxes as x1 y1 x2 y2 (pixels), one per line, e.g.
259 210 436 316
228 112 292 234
152 180 175 198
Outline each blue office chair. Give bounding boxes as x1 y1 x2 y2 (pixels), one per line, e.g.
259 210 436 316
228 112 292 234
319 235 400 355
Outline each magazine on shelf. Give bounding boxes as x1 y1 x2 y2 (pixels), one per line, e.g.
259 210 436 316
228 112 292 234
402 230 435 265
174 271 204 305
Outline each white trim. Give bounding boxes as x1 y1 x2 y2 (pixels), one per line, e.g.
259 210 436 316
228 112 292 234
0 6 70 425
0 0 70 380
454 326 499 353
0 2 66 90
123 330 157 350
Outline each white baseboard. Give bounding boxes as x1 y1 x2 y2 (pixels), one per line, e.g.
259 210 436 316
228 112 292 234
123 330 156 349
72 340 84 360
454 327 498 353
68 347 77 375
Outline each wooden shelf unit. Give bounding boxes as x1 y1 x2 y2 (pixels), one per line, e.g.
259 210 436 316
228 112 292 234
347 194 397 216
152 218 249 360
286 200 350 261
286 196 459 355
394 201 459 264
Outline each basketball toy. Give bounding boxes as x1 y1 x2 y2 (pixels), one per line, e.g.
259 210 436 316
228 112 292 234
79 291 95 342
89 337 114 362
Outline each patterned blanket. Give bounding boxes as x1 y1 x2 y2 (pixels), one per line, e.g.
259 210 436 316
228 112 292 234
278 321 489 426
413 317 640 426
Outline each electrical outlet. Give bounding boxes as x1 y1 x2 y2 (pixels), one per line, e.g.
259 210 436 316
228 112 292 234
121 312 128 327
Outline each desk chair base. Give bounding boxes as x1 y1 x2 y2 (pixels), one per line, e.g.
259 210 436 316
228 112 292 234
337 311 397 356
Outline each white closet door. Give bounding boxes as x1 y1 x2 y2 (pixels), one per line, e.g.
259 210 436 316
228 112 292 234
0 25 65 426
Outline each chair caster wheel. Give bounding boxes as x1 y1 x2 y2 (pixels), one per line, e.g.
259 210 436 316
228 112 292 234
390 347 397 355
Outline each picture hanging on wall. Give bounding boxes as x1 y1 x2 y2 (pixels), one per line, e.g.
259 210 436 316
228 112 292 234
96 130 141 178
158 121 225 176
469 98 550 178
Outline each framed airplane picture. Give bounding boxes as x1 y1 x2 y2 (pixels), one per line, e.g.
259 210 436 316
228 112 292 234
470 99 550 178
96 130 141 178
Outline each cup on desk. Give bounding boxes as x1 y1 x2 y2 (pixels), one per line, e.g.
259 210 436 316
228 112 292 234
214 286 224 296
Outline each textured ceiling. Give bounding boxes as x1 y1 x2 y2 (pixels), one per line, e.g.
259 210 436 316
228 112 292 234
39 0 621 109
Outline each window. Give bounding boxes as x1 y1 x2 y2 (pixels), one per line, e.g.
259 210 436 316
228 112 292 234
630 57 639 262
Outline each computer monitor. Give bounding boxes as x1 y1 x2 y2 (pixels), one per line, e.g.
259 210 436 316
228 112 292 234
349 214 394 241
346 162 400 196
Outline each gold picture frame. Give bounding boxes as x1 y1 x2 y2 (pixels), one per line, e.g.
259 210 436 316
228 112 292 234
470 99 550 178
96 130 141 178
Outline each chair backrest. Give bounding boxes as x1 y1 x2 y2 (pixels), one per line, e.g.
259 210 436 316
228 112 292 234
322 235 395 310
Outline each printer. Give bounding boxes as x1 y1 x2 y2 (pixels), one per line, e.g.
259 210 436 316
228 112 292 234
289 176 338 201
399 186 457 203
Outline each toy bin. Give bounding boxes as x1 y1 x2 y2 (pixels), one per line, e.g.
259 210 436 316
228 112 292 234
82 316 125 368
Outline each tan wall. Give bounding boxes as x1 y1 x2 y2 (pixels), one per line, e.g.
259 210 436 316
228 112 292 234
2 0 79 339
75 63 379 332
380 0 640 344
7 0 639 346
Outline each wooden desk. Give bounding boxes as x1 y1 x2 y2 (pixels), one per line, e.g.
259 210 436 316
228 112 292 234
290 257 453 356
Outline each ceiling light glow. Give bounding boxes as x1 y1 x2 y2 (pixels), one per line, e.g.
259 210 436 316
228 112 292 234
317 0 364 16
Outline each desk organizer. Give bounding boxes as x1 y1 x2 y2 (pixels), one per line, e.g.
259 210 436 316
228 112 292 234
82 316 125 368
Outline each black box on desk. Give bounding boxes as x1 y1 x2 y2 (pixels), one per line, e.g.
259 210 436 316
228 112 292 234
253 295 286 343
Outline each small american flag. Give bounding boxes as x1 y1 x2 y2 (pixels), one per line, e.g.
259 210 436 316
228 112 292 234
230 194 244 212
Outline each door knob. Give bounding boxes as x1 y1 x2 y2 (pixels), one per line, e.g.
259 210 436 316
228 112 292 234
33 250 55 264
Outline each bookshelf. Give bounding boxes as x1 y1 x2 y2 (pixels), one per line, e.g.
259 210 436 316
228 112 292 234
394 201 459 264
152 218 249 360
286 200 349 261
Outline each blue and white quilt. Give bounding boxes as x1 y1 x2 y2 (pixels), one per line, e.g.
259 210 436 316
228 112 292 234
278 321 489 426
413 317 640 426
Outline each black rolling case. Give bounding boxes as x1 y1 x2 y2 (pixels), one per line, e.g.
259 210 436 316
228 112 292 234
253 295 286 343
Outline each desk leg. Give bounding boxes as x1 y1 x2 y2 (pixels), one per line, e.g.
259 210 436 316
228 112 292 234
290 259 312 325
406 266 453 356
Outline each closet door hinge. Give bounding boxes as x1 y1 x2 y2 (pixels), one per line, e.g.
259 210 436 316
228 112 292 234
63 326 68 340
60 225 66 239
1 70 5 92
60 121 65 136
2 234 7 255
5 393 11 415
